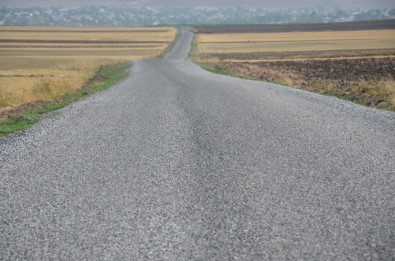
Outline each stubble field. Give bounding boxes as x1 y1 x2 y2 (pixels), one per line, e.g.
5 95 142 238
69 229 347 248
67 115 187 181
0 26 176 120
193 21 395 111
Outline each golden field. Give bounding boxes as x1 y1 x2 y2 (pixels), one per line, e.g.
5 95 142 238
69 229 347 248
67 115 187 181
0 26 176 115
196 30 395 56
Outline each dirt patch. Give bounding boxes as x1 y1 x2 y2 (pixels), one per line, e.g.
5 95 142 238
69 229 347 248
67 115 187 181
213 57 395 110
0 100 54 121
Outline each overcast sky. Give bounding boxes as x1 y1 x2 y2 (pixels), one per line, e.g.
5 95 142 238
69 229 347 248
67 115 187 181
1 0 394 9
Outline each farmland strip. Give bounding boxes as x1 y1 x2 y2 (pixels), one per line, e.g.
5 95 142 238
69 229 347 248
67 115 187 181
0 39 168 44
0 30 171 33
200 48 395 60
200 39 393 43
0 45 163 49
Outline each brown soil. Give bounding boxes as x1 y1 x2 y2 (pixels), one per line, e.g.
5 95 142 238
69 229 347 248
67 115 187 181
213 57 395 110
201 49 395 61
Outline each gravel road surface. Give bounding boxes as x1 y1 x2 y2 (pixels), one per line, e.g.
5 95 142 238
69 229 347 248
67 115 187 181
1 28 394 260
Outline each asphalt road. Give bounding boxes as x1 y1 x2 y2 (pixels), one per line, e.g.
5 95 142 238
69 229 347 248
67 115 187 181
1 28 394 260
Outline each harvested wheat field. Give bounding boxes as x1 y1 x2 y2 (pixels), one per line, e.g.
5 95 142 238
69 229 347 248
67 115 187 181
193 22 395 111
196 30 395 58
0 26 177 119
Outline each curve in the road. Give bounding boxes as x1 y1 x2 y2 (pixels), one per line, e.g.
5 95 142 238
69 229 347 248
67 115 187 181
164 27 193 60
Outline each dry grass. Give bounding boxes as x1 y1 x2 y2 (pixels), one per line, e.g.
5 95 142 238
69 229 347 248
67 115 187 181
0 66 95 108
197 30 395 55
0 26 176 115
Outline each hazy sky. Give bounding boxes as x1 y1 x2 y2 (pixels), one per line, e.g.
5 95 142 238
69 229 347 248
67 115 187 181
1 0 394 9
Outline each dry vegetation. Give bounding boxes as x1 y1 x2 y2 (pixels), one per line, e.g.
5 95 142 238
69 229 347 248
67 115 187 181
0 26 176 120
194 26 395 111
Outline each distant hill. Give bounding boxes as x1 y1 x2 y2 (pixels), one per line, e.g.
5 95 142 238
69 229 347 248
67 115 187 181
2 0 395 9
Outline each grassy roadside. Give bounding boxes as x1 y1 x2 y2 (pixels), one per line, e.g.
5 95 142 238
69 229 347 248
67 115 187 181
0 63 130 136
